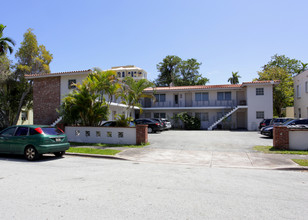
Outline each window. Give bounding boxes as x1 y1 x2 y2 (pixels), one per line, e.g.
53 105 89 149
305 81 308 93
96 131 101 137
256 88 264 96
297 85 301 98
256 111 264 119
195 112 209 121
154 113 166 118
15 127 28 136
0 127 16 137
117 72 121 77
298 108 301 118
30 128 40 135
122 72 125 77
195 92 209 101
217 92 231 100
21 111 28 121
154 94 166 102
85 131 90 137
68 79 77 89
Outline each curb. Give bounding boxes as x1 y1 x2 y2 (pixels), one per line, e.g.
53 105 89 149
65 152 128 161
65 153 308 171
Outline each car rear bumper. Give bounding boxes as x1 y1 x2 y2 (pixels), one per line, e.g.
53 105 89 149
37 143 70 154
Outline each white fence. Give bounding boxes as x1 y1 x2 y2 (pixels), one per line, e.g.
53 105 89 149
289 129 308 150
65 126 137 145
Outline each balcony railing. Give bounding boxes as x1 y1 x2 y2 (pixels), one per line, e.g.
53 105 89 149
140 99 244 108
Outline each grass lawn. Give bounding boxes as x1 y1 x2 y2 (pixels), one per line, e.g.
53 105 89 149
292 159 308 166
69 142 149 148
67 147 121 156
254 146 308 155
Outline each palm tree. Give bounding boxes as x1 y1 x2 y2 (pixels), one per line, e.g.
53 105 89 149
228 71 241 84
0 24 15 56
85 68 121 104
299 62 308 74
120 77 155 118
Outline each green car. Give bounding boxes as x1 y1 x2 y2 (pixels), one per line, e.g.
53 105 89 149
0 125 70 161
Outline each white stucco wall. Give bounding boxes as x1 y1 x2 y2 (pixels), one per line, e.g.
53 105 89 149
289 130 308 150
294 70 308 118
60 74 88 101
246 84 274 130
65 126 137 144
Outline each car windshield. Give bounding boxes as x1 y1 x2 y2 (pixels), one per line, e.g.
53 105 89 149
283 119 297 125
41 127 64 135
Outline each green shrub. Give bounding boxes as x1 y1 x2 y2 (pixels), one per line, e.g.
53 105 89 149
173 112 200 130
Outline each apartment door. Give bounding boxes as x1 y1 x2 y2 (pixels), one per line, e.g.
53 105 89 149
185 93 192 107
236 111 247 129
174 94 179 107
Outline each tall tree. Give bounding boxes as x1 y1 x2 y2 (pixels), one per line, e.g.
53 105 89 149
263 54 303 76
256 66 293 117
156 55 209 86
177 58 209 86
228 71 241 84
13 29 52 125
0 24 15 56
156 55 182 86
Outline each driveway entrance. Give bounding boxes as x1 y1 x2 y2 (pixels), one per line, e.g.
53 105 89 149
148 130 272 152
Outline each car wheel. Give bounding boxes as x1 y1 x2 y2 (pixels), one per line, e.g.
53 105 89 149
148 127 153 133
54 151 65 157
24 146 39 161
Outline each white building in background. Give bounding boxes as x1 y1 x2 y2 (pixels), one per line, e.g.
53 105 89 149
294 70 308 118
140 81 279 131
111 65 147 80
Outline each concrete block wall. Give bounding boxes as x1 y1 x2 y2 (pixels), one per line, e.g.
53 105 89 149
65 126 148 145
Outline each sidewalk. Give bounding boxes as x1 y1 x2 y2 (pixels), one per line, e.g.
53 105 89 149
114 148 308 170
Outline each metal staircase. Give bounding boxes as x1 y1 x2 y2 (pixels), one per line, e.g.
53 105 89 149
208 106 240 130
50 116 63 127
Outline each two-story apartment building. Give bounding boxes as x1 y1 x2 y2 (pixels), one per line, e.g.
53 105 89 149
140 81 278 131
294 70 308 118
25 65 147 125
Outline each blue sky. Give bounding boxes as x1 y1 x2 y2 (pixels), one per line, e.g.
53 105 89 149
2 0 308 85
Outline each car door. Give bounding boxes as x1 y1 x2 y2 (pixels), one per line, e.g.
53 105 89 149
10 127 29 154
0 127 17 153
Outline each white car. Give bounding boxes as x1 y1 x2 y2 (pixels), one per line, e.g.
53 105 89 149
161 118 172 130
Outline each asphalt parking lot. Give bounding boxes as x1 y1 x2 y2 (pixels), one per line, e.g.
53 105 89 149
147 130 272 152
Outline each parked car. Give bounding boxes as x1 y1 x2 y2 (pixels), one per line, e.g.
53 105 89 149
260 119 308 138
102 121 135 127
161 118 172 130
151 118 167 130
134 118 163 133
0 125 70 161
269 118 293 125
258 119 272 130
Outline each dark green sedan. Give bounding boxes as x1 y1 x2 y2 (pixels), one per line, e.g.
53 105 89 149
0 125 70 161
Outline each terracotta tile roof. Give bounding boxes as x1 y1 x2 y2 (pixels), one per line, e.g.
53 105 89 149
144 84 241 92
242 80 280 84
25 69 92 79
144 80 279 92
